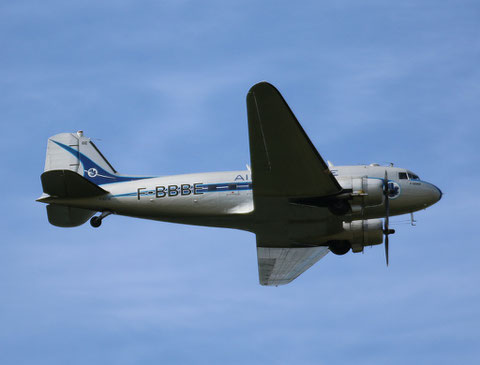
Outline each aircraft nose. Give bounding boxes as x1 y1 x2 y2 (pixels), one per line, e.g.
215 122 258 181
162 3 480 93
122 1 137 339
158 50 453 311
426 183 442 206
434 184 443 202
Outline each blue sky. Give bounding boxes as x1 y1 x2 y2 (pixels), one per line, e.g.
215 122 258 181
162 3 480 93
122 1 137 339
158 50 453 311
1 1 479 364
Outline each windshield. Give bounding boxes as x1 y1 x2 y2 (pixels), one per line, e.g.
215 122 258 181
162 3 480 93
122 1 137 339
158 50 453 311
407 171 420 180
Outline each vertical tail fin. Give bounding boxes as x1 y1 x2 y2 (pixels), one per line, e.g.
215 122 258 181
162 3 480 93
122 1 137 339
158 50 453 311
44 131 121 185
44 131 150 185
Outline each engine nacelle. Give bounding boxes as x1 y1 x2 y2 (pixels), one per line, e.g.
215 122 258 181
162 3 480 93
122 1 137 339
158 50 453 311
342 219 383 253
337 176 383 208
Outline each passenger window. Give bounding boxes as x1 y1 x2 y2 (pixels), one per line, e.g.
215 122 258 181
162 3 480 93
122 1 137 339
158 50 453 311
399 172 408 179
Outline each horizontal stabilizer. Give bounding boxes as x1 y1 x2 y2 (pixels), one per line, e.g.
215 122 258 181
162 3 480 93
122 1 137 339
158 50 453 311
46 204 96 227
41 169 108 198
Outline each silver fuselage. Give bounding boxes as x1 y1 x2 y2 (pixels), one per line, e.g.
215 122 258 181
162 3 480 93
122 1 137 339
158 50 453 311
40 165 442 236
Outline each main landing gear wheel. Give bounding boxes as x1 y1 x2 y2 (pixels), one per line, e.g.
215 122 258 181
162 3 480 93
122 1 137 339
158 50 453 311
90 211 112 228
328 240 351 255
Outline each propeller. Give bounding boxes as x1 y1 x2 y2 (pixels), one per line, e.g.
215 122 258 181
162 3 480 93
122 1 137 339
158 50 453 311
383 171 395 266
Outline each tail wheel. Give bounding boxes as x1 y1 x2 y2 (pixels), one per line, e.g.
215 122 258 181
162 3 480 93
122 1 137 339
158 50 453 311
328 240 351 255
89 211 112 228
90 216 102 228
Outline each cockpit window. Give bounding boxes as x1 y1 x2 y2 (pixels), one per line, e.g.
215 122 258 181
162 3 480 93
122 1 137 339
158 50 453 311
399 172 408 180
407 172 420 180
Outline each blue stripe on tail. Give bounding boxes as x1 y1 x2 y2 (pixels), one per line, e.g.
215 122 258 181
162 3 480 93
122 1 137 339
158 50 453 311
52 140 152 185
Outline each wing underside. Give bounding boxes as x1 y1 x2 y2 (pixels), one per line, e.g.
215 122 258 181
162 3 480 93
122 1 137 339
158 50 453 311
257 245 330 286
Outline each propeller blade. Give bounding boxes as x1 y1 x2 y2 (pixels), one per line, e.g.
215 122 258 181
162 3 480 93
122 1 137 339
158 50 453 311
383 170 389 195
384 170 390 266
385 232 389 266
385 195 390 228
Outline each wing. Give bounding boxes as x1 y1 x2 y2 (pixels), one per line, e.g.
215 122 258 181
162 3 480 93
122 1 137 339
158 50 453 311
257 245 329 286
247 82 342 285
247 82 342 198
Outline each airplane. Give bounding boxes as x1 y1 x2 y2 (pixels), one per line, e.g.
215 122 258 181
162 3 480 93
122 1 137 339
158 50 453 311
37 82 442 286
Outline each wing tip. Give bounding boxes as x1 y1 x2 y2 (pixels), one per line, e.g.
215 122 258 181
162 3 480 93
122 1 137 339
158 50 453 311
259 278 290 287
248 81 279 95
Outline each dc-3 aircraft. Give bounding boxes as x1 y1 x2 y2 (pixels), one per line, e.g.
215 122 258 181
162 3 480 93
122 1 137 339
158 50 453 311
37 82 442 286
